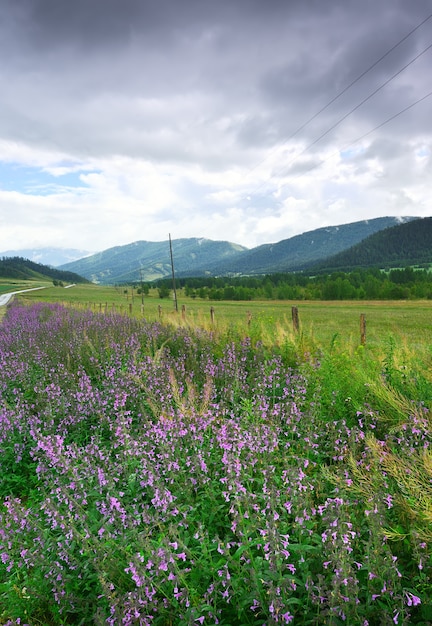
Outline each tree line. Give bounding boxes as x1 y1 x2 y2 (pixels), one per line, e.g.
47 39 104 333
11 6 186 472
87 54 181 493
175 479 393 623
150 266 432 301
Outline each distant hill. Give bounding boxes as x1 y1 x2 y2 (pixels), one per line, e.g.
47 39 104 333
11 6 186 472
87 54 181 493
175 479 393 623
310 217 432 272
58 217 421 284
0 256 90 283
190 216 420 277
0 247 93 267
60 238 247 284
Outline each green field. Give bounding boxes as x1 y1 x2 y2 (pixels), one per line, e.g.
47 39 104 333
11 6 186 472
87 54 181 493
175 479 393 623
8 281 432 354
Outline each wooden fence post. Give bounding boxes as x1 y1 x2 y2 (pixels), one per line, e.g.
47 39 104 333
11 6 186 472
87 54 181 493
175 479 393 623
292 306 300 333
210 306 215 325
182 304 186 321
158 304 162 319
360 313 366 346
129 303 132 316
247 311 252 327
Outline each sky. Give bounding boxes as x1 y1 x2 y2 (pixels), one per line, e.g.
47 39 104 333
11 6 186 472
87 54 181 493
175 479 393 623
0 0 431 253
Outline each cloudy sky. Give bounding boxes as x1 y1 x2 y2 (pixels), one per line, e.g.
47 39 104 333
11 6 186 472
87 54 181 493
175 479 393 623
0 0 431 253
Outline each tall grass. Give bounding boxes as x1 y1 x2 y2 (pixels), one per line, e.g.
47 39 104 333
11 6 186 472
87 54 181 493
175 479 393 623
0 301 430 625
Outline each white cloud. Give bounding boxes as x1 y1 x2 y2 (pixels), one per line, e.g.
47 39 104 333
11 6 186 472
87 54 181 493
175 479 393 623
0 0 431 253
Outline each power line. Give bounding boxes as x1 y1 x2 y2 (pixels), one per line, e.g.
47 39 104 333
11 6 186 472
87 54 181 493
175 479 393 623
285 42 432 161
280 11 432 142
290 88 432 181
243 11 432 179
249 40 432 195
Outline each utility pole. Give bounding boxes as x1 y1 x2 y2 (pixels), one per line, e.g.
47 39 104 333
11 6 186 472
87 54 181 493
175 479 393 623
169 233 178 312
140 269 144 305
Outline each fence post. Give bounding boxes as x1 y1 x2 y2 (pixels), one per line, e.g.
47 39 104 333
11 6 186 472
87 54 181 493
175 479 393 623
158 304 162 319
360 313 366 346
292 306 300 333
182 304 186 321
210 306 215 325
129 303 132 316
247 311 252 327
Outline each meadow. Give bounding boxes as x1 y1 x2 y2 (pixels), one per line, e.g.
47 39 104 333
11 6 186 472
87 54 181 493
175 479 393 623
0 287 431 624
16 281 432 352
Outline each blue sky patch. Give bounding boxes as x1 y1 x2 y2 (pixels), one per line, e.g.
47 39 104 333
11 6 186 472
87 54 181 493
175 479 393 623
0 162 89 195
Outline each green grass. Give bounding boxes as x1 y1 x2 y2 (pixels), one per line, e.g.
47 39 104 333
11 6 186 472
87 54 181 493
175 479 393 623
0 279 51 292
4 280 431 354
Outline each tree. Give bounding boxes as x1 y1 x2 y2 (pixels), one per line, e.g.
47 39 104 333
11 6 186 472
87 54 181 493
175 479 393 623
158 286 170 299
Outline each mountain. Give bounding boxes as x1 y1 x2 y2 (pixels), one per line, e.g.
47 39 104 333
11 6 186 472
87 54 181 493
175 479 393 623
309 217 432 272
0 247 93 267
187 216 419 277
59 238 247 284
0 256 90 283
58 217 420 284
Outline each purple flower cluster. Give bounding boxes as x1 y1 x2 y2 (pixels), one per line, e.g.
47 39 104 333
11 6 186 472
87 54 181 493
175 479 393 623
0 302 429 624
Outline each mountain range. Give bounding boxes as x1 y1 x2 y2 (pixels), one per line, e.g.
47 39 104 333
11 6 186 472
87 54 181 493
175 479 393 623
60 238 248 284
57 216 421 284
2 216 428 285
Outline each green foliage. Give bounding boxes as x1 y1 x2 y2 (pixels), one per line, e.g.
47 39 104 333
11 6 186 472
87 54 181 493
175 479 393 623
153 265 432 302
0 256 88 284
158 285 171 298
314 217 432 273
0 303 431 624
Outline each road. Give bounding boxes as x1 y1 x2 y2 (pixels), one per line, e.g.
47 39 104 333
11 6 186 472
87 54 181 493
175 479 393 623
0 286 48 306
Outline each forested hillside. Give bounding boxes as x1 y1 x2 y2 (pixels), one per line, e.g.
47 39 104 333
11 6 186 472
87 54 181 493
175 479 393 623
60 238 247 283
59 217 419 283
0 257 89 283
177 216 419 276
311 217 432 271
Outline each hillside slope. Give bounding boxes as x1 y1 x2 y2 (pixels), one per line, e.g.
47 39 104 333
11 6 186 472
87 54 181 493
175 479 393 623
59 216 420 284
310 217 432 271
177 216 419 277
60 238 247 283
0 256 90 283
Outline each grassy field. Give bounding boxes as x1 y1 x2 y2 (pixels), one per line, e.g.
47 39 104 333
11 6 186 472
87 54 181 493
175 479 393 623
9 280 432 355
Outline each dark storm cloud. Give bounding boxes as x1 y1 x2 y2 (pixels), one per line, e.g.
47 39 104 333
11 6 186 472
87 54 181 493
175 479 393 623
255 0 432 147
4 0 300 53
2 0 431 134
0 0 431 251
6 0 185 49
